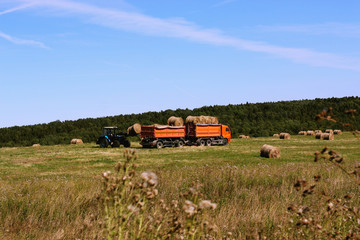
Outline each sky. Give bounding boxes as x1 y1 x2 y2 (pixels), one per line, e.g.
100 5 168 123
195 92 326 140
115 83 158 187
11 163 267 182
0 0 359 128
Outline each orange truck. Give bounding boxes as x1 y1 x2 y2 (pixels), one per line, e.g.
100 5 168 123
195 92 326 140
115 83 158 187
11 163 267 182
140 123 231 148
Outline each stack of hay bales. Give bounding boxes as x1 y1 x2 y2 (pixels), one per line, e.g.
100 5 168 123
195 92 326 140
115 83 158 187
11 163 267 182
185 116 219 124
238 135 250 139
167 116 184 126
273 134 280 137
323 133 334 140
334 129 342 135
315 132 324 139
127 123 141 136
32 144 40 147
306 130 315 136
260 144 280 158
70 139 83 144
298 131 307 135
279 133 291 139
325 129 334 134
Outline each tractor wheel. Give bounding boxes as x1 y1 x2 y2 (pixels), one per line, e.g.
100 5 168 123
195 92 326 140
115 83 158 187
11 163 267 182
99 138 108 148
123 140 131 148
223 138 228 146
206 139 212 146
112 140 120 148
156 141 164 149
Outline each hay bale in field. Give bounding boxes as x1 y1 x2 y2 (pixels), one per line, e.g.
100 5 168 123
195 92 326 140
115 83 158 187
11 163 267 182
298 131 307 135
279 133 291 139
167 116 184 126
306 130 315 136
323 133 334 140
32 144 40 147
260 144 280 158
127 123 141 136
325 129 334 134
334 129 342 135
273 134 280 137
315 133 323 139
70 139 83 144
315 130 322 134
239 135 250 139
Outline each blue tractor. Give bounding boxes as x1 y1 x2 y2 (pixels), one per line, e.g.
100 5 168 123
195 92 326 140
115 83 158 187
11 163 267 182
96 126 131 148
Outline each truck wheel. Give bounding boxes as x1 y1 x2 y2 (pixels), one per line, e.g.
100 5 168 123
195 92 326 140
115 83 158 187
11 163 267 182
206 139 212 146
177 140 184 148
156 141 164 149
197 139 205 147
112 140 120 148
223 138 228 146
123 140 131 148
99 138 108 148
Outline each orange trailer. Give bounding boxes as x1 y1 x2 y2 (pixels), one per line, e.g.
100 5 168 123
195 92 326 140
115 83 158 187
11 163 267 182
140 125 185 148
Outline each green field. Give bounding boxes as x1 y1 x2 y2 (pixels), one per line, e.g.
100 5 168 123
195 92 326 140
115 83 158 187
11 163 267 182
1 133 359 239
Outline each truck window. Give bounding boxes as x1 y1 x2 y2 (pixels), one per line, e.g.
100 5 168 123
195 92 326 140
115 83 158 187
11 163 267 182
226 128 229 132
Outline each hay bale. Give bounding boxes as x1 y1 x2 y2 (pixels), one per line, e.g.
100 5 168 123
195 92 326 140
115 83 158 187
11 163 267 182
260 144 280 158
70 139 83 144
239 135 250 139
186 116 200 124
315 130 322 134
325 129 334 134
186 116 218 124
315 133 323 139
279 133 291 139
323 133 334 140
298 131 307 135
273 134 280 137
210 116 219 124
306 130 315 136
32 144 40 147
167 116 184 126
127 123 141 136
334 129 342 135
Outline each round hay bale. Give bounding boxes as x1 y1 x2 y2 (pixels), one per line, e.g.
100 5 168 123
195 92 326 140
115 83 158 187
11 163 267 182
315 130 322 134
167 116 184 126
186 116 200 124
273 134 280 137
279 133 291 139
298 131 307 135
325 129 334 134
260 144 280 158
204 116 213 124
32 144 40 147
238 135 246 138
323 133 334 140
71 139 83 144
315 133 323 139
306 130 315 136
334 129 342 135
127 123 141 136
210 116 219 124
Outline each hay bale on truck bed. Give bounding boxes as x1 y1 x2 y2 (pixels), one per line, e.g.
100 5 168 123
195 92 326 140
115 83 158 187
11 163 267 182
334 129 342 135
167 116 184 126
279 133 291 139
186 115 219 124
127 123 141 136
260 144 280 158
185 116 200 124
70 139 83 144
323 133 334 140
315 133 323 139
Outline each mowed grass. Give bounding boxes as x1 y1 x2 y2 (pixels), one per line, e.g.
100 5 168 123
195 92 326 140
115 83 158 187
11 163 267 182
0 132 359 239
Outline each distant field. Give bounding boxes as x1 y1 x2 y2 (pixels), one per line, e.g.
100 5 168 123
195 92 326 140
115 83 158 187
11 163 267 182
1 132 359 239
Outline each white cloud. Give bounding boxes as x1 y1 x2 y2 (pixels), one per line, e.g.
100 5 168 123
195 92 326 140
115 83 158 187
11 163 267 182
3 0 360 71
0 2 35 15
0 31 48 48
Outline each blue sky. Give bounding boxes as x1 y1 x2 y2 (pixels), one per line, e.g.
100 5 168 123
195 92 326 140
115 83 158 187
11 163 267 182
0 0 359 128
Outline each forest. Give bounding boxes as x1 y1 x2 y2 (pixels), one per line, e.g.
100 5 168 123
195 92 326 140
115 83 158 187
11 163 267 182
0 96 359 147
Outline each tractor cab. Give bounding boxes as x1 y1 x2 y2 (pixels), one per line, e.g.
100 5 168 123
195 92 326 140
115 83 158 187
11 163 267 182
97 126 130 148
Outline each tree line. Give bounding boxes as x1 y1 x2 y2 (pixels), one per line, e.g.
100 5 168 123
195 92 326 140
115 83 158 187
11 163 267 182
0 96 359 147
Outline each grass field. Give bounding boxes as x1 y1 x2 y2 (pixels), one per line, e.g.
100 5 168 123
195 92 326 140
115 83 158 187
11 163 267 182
1 132 359 239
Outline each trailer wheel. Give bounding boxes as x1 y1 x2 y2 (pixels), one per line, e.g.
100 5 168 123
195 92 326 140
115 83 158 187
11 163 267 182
197 139 205 146
112 140 120 148
156 141 164 149
99 138 108 148
206 139 212 146
177 140 184 148
123 140 131 148
223 138 228 146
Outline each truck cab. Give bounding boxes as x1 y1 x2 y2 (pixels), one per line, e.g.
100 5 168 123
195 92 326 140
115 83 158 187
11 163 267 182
221 125 231 144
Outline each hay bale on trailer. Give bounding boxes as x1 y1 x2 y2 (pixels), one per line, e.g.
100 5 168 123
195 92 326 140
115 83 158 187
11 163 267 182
323 133 334 140
186 116 200 124
127 123 141 136
210 116 219 124
260 144 280 158
273 134 280 137
279 133 291 139
298 131 307 135
186 115 219 124
315 133 323 139
334 129 342 135
70 139 83 144
307 130 315 136
167 116 184 126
